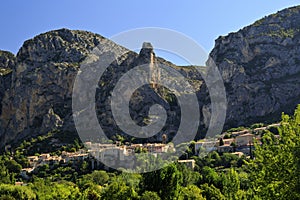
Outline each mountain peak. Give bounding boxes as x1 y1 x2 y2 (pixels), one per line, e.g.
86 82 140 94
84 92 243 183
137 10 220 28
16 28 107 64
138 42 155 63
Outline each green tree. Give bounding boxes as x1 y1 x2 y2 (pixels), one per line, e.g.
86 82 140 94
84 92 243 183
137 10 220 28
159 164 183 199
178 185 205 200
118 173 142 192
142 163 183 200
30 178 82 200
221 168 240 199
248 105 300 199
208 151 222 167
220 153 239 168
82 185 102 200
5 160 22 173
0 156 12 184
140 191 161 200
0 195 16 200
176 163 201 187
200 166 220 187
101 178 138 200
52 181 82 200
200 183 225 200
238 171 250 191
81 170 109 187
0 184 36 200
30 178 53 199
74 138 82 150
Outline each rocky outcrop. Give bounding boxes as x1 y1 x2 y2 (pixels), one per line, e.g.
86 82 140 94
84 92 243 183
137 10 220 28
0 29 130 147
210 5 300 127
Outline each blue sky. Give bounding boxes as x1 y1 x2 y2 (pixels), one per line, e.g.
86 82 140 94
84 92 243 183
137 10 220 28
1 1 300 64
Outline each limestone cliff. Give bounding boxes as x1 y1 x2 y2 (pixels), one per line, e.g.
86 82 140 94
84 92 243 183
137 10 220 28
210 5 300 127
0 29 129 147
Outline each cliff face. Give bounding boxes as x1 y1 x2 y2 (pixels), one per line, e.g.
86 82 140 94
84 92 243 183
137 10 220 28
1 6 300 148
210 6 300 127
0 51 15 115
0 29 193 147
0 29 127 146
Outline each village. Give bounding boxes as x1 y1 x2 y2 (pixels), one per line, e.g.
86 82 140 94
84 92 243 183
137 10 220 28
20 123 280 178
195 123 280 156
20 142 176 178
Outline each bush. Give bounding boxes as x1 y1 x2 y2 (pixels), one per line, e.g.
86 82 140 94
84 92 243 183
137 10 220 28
141 191 161 200
0 184 36 200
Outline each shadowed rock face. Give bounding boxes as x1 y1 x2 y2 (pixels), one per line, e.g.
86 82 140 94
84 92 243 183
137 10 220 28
0 51 15 115
1 5 300 148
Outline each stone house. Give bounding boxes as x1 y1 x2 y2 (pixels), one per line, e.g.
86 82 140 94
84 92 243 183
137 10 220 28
235 133 255 147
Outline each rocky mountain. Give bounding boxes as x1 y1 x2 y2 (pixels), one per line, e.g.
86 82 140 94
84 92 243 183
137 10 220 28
1 5 300 149
210 5 300 127
0 29 202 148
0 29 127 147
